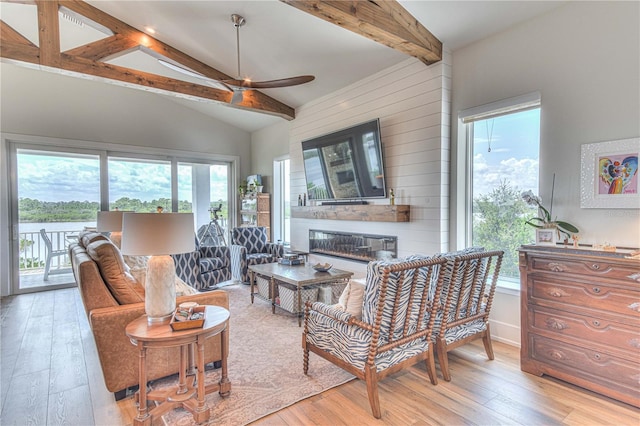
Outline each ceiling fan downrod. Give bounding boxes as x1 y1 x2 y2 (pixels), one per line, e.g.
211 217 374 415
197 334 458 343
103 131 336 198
231 14 246 81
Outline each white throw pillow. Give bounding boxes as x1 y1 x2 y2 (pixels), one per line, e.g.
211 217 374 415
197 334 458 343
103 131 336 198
336 278 366 319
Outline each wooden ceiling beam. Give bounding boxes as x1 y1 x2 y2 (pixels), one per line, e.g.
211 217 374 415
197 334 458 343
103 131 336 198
0 0 296 120
63 34 140 61
280 0 442 65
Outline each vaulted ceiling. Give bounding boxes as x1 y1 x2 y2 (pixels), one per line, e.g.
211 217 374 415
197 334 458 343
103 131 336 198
0 0 566 132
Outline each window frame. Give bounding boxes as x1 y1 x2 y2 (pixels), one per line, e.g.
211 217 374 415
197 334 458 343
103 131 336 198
458 92 541 292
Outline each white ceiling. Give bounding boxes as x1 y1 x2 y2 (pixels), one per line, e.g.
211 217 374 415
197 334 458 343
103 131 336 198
1 1 566 133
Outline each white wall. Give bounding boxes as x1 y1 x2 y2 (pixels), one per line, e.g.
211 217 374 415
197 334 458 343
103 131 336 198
450 1 640 249
0 62 253 296
449 1 640 346
250 120 290 194
288 55 452 275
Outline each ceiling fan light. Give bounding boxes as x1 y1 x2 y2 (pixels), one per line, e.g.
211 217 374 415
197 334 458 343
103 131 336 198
231 90 244 104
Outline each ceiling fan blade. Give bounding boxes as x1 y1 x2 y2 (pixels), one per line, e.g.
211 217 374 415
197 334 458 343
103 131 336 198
222 75 315 89
157 59 235 92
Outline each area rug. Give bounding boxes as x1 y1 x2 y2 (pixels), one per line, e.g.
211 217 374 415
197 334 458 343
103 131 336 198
157 283 355 425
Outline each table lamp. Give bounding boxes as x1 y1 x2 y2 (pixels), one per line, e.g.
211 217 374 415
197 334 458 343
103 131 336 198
121 212 195 324
97 210 126 248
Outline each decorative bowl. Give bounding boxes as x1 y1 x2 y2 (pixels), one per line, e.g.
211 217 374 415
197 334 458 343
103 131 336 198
313 263 332 272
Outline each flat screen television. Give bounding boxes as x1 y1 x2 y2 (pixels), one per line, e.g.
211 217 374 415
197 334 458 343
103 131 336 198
302 119 386 201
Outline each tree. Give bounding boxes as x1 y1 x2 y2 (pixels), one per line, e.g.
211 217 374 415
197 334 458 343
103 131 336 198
472 180 534 278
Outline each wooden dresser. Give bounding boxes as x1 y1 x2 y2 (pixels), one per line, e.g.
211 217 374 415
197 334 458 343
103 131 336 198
518 245 640 407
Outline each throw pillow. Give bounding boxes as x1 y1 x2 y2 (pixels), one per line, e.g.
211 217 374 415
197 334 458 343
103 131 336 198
86 239 145 304
336 278 366 319
79 231 109 249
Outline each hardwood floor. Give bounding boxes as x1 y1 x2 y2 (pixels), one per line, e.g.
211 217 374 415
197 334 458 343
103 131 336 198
1 287 638 425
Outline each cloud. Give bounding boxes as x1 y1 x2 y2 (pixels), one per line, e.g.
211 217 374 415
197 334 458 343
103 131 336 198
473 153 538 197
18 155 229 203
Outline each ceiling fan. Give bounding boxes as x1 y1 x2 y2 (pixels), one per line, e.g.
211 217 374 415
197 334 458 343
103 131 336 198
158 14 315 104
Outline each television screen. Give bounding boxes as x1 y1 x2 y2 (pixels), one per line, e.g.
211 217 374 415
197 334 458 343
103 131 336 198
302 119 386 201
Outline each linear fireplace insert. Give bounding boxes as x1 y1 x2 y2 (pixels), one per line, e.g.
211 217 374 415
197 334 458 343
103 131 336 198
309 229 397 263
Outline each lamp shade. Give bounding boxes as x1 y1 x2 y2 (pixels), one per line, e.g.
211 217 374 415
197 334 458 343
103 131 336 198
121 213 195 256
96 210 126 232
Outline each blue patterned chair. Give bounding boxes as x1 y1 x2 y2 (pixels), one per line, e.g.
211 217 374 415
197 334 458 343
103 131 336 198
172 238 231 291
302 256 448 419
434 249 503 381
230 227 284 283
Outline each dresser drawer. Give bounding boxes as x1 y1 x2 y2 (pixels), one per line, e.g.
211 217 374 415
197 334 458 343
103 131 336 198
529 334 640 406
529 276 640 319
529 256 640 282
529 306 640 358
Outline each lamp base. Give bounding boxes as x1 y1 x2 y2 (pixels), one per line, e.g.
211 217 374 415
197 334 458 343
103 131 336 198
145 255 177 325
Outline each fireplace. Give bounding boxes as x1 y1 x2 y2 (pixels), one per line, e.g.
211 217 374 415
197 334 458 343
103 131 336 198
309 229 397 263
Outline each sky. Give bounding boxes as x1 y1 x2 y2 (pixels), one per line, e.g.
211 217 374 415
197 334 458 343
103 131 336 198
472 108 540 198
16 152 228 203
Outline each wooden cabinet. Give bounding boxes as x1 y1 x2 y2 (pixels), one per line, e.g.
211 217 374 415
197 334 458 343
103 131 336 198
518 245 640 408
240 193 270 240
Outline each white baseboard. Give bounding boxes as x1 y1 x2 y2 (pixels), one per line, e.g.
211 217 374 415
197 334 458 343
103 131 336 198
489 318 520 348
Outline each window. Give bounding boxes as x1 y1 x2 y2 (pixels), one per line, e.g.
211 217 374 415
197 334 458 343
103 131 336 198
461 93 541 286
7 136 237 295
273 157 290 245
108 157 172 212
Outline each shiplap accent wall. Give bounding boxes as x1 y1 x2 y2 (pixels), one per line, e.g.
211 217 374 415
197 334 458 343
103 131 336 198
288 54 452 276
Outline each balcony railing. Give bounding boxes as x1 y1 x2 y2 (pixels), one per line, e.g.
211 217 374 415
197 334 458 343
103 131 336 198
19 229 80 273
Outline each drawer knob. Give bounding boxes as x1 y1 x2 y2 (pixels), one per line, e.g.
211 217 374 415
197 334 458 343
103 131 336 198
629 302 640 312
591 264 600 270
592 320 600 326
550 350 566 360
592 287 601 294
594 353 602 360
630 338 640 349
628 273 640 282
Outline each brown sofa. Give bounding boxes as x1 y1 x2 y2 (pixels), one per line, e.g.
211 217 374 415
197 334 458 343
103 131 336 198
69 235 229 400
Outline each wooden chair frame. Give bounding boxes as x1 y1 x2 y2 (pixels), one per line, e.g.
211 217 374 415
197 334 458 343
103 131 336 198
435 250 503 381
302 257 448 419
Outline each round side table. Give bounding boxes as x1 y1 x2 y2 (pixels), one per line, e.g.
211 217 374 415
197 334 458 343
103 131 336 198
125 305 230 426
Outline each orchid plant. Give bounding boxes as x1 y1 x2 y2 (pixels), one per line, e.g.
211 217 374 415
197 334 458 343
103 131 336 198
521 190 579 239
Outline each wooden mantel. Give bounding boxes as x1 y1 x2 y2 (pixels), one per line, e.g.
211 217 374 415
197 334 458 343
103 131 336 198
291 204 410 222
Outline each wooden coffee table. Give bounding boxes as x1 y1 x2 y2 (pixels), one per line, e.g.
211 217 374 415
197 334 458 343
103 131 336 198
248 263 353 326
125 305 231 426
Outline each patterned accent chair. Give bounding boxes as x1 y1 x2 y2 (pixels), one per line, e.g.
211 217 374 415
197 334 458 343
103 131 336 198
434 250 503 381
230 226 284 283
172 237 231 291
302 256 448 419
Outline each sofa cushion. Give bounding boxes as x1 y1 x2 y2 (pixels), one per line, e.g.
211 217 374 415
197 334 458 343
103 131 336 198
87 239 145 304
199 257 227 273
79 231 109 249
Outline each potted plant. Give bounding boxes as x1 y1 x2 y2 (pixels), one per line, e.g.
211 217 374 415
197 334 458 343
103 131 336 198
522 190 579 243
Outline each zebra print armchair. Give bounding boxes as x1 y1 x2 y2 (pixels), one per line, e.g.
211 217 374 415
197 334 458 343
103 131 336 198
434 249 503 381
302 256 448 419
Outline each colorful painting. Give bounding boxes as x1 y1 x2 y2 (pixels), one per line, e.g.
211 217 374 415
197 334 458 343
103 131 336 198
598 154 638 195
581 138 640 209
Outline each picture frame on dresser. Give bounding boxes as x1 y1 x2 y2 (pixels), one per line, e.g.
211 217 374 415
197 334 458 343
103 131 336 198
580 137 639 208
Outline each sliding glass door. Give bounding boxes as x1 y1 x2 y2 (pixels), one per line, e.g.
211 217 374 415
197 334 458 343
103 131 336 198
13 148 101 292
178 162 230 245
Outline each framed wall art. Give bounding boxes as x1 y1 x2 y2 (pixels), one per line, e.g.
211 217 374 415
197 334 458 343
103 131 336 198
580 138 639 208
